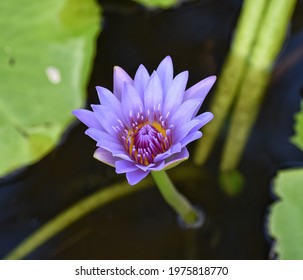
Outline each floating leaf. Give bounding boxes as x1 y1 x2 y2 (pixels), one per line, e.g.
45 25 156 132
268 168 303 259
291 101 303 151
0 0 101 177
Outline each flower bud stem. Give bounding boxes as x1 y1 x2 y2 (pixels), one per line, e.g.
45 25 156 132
151 170 199 227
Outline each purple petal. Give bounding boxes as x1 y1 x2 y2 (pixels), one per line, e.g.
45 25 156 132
174 112 213 143
115 160 138 174
146 160 165 171
163 71 188 116
96 138 124 153
96 86 127 125
122 82 144 121
96 86 114 105
169 99 203 126
113 66 133 101
189 112 213 133
85 128 119 143
73 109 103 130
126 169 150 185
112 152 133 162
153 143 182 163
156 56 173 95
163 147 189 170
180 131 202 147
134 64 150 99
195 111 214 122
135 163 155 172
135 160 165 172
184 75 216 102
91 105 120 134
93 147 116 167
144 71 163 116
173 119 202 143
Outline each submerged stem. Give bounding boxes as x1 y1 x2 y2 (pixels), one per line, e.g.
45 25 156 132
193 0 269 165
4 180 150 260
5 165 202 260
220 0 296 172
151 170 200 227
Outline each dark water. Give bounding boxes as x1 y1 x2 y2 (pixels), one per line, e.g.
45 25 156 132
1 0 303 259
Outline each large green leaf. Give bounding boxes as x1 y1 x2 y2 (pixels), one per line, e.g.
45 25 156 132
132 0 178 9
291 100 303 151
0 0 101 177
268 168 303 259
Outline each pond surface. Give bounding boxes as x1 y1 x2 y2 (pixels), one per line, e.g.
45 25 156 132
1 0 303 259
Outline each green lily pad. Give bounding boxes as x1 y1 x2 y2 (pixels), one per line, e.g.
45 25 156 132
291 100 303 151
0 0 101 177
268 168 303 259
132 0 179 9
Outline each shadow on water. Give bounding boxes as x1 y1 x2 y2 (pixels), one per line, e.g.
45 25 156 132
1 0 303 259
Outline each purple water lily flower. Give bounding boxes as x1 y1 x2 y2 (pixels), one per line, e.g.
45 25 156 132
73 56 215 185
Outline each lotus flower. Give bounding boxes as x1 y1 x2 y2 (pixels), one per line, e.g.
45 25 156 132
73 56 215 185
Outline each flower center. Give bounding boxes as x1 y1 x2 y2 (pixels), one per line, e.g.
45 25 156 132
124 122 171 166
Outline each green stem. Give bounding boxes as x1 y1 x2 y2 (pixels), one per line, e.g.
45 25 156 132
4 165 202 260
220 67 269 171
231 0 269 58
4 179 150 260
194 0 269 165
151 170 198 226
250 0 296 70
220 0 297 172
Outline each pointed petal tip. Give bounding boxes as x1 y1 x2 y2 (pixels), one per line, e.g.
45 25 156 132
207 75 217 84
113 66 128 80
135 64 150 80
178 70 189 80
72 108 81 117
162 55 172 62
113 65 122 71
126 169 150 185
157 56 173 70
90 104 98 111
72 108 103 129
199 75 217 88
93 148 116 167
113 65 134 100
137 63 148 72
184 75 217 101
114 65 131 78
204 111 214 122
72 108 88 116
95 85 110 95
